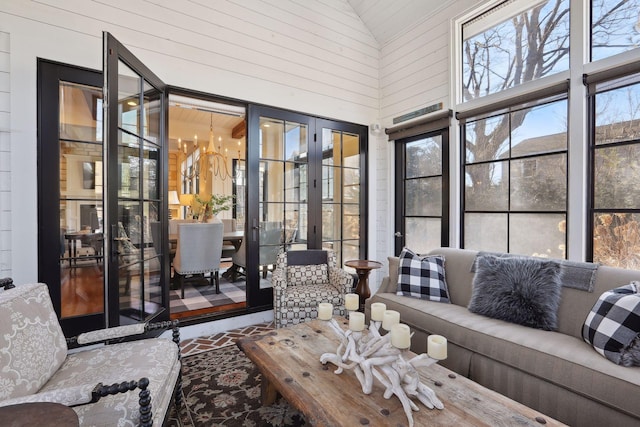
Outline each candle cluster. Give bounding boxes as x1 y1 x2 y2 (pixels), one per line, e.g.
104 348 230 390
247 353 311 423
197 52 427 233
318 304 449 427
317 301 448 356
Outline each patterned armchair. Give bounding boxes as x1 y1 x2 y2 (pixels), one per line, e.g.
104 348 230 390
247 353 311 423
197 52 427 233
0 279 181 426
272 250 354 328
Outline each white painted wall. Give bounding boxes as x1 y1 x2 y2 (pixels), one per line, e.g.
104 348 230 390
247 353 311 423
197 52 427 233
371 0 481 291
0 0 380 284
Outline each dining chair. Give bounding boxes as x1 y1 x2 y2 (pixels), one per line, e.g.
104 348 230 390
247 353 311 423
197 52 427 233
230 225 283 281
173 222 224 298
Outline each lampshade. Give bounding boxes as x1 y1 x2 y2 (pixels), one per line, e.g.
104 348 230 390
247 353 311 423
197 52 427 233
168 190 180 205
179 194 194 206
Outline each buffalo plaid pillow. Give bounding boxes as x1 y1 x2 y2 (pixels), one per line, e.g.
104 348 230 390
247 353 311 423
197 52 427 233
583 282 640 366
396 248 450 303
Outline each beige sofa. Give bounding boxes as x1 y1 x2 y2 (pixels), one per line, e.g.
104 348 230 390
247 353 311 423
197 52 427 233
365 247 640 427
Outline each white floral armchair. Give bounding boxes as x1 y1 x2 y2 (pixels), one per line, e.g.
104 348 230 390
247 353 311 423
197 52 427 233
0 279 181 426
272 249 354 328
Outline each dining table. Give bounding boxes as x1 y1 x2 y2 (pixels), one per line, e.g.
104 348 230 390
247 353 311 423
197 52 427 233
169 230 244 251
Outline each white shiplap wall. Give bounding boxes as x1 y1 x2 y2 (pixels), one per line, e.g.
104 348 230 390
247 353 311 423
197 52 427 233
0 0 381 283
372 0 480 286
0 31 9 278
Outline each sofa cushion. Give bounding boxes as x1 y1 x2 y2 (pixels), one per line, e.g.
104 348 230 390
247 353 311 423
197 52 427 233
583 282 640 366
284 283 342 308
396 248 450 303
468 255 563 330
0 283 68 400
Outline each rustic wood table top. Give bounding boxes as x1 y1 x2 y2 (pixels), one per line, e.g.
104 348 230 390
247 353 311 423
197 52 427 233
237 318 566 427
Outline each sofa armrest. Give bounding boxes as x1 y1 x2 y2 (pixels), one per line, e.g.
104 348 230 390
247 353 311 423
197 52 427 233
0 384 94 407
330 267 355 294
68 320 180 347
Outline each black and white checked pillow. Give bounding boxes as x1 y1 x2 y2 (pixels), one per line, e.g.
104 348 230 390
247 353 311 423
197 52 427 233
396 248 450 303
583 282 640 366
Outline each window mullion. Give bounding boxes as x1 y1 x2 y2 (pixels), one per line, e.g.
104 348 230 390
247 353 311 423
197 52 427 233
566 0 589 261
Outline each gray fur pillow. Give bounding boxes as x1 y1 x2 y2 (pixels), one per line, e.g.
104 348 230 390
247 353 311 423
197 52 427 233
468 255 563 331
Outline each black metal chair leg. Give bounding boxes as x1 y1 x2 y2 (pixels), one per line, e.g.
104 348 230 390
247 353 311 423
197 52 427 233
215 270 220 294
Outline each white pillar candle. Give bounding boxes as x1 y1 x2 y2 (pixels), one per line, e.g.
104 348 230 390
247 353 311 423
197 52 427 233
370 302 386 321
318 303 333 321
382 310 400 331
390 323 411 349
428 335 448 360
348 311 365 332
345 293 359 311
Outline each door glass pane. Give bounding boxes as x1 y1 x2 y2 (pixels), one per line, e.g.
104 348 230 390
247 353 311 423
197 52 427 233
406 177 442 216
258 117 309 288
405 218 441 255
143 142 159 200
115 57 163 322
59 82 104 319
118 134 140 199
59 83 103 142
406 137 441 178
260 118 284 160
321 127 360 266
322 203 338 241
343 204 359 240
142 79 161 143
118 61 141 134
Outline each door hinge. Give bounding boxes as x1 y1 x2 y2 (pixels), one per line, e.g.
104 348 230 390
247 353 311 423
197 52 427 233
314 225 317 234
314 179 317 188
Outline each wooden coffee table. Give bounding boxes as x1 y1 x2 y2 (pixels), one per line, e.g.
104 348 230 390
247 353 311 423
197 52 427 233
237 318 566 427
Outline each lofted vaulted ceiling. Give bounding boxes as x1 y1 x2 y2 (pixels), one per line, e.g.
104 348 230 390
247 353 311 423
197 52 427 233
347 0 450 45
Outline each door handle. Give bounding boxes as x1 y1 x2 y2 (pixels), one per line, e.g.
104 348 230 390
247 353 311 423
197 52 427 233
394 232 403 238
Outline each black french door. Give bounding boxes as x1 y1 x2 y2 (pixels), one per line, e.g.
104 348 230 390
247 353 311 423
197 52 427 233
246 106 367 308
394 129 449 255
103 32 169 326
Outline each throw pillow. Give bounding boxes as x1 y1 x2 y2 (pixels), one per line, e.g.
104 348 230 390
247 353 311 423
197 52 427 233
468 255 563 330
583 282 640 367
396 248 450 303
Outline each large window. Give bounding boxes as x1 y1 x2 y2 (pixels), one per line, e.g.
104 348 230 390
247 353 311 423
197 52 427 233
590 73 640 268
462 0 570 100
463 98 567 257
457 0 639 266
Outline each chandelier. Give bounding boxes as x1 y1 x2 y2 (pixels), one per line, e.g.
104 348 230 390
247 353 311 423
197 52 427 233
180 113 233 181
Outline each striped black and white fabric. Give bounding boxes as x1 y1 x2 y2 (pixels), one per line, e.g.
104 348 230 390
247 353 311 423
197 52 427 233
583 282 640 366
396 248 450 303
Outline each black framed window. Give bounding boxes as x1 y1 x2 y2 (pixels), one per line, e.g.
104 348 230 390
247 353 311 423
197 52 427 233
588 71 640 268
462 97 568 257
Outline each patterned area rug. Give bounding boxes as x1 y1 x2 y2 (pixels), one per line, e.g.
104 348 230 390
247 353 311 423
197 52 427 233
170 271 247 314
167 345 306 426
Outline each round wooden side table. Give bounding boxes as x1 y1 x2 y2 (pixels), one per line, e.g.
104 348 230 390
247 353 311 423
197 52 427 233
345 259 383 312
0 402 79 426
